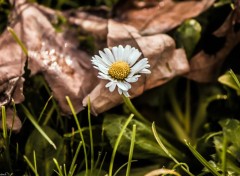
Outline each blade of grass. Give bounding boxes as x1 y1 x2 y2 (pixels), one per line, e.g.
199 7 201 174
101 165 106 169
185 141 221 176
1 106 12 171
166 112 189 142
68 141 82 176
21 104 56 149
122 95 179 156
16 142 19 161
38 95 53 123
152 122 194 176
53 158 64 176
42 105 55 126
33 151 38 174
108 114 134 176
7 27 28 56
113 160 137 176
94 152 102 169
63 164 67 176
69 165 77 176
168 86 184 124
66 96 88 176
87 97 94 175
126 124 136 176
9 99 17 139
1 106 7 139
97 152 107 176
24 155 39 176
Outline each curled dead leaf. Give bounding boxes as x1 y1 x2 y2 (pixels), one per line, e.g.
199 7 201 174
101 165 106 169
114 0 215 35
186 11 240 82
13 0 98 114
0 0 99 130
65 7 108 40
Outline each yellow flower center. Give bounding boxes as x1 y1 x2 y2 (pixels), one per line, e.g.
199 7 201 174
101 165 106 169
108 61 130 80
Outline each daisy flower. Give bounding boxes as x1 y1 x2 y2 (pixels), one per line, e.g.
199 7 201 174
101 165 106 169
91 45 151 97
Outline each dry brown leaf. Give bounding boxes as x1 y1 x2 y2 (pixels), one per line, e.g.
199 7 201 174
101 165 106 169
83 20 189 115
0 28 25 107
115 0 215 35
0 0 98 130
66 7 108 40
186 11 240 82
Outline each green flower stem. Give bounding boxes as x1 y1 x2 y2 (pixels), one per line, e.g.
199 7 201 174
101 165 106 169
122 95 172 137
122 95 184 159
122 95 149 125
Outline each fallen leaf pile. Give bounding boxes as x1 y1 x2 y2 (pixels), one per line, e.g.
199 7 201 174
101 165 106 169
4 0 236 132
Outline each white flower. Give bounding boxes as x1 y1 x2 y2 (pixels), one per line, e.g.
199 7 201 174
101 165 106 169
91 45 151 97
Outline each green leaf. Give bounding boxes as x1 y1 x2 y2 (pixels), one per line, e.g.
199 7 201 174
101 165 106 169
21 105 57 149
219 119 240 149
25 126 64 176
218 70 240 95
103 114 169 159
175 19 202 58
210 119 240 174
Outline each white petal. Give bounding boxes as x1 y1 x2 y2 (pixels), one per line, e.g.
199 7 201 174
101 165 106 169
117 81 129 91
126 75 140 82
130 58 150 76
123 45 131 61
94 55 110 66
104 48 115 63
140 69 151 74
91 59 106 68
99 51 112 65
98 75 108 80
105 81 113 88
109 82 117 92
112 46 118 61
118 88 123 95
123 81 131 89
117 45 124 61
105 81 117 92
92 56 108 67
128 50 141 66
98 72 111 80
98 64 108 74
